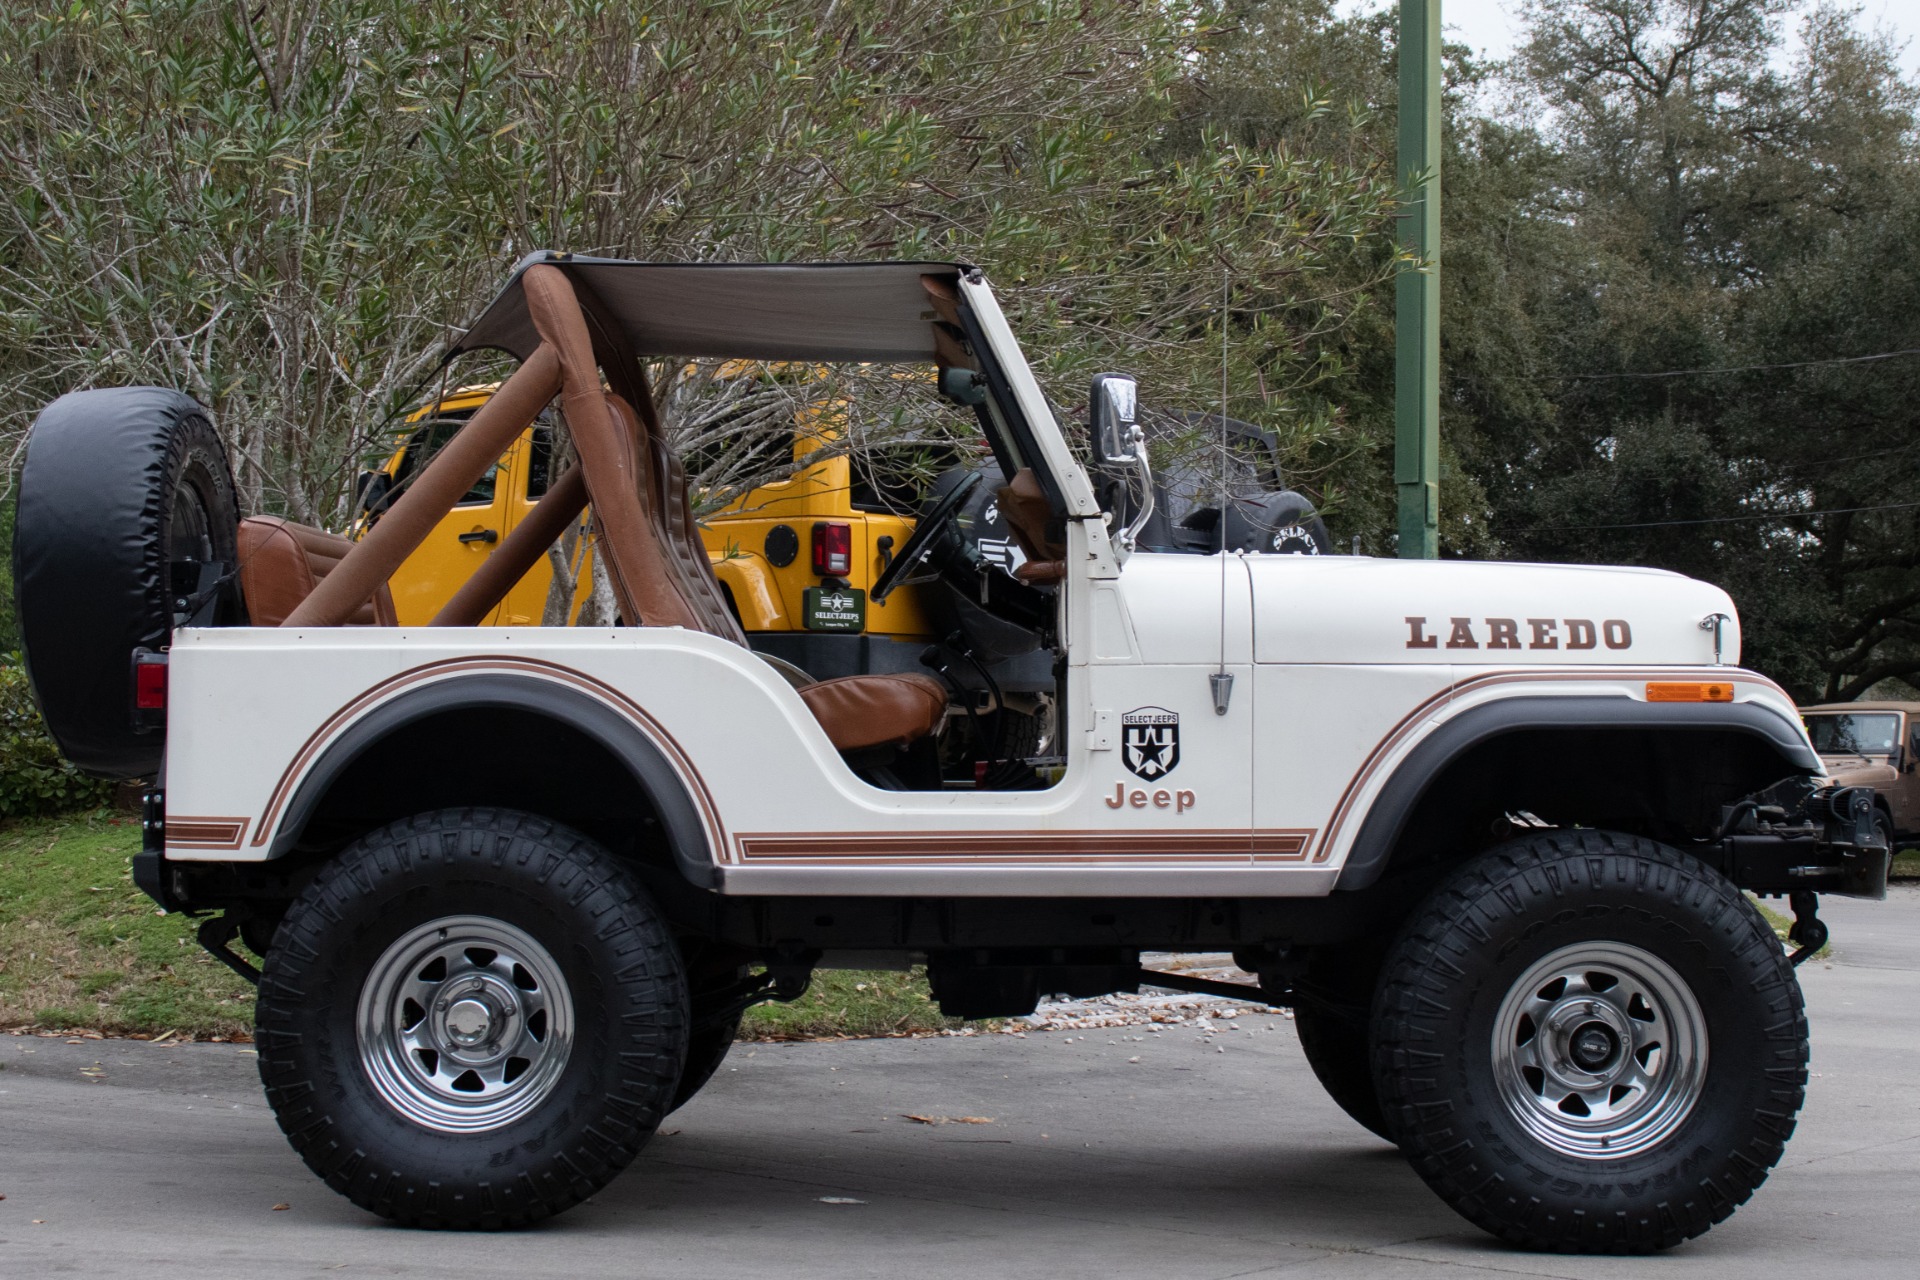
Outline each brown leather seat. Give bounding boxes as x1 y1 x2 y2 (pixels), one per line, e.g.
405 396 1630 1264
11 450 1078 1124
238 516 396 627
597 393 949 754
799 674 948 751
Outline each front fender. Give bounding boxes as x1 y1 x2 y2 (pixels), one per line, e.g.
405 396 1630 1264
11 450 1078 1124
1334 692 1819 891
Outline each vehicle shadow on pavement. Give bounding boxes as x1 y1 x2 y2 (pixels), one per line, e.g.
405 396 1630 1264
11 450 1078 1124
577 1121 1471 1254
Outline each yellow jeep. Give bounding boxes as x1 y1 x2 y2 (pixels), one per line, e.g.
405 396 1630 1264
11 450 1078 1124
364 382 950 671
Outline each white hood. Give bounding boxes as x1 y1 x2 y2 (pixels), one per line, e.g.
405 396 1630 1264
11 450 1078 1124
1242 555 1738 667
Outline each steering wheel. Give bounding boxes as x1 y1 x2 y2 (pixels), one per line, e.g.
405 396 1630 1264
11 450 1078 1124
869 471 983 604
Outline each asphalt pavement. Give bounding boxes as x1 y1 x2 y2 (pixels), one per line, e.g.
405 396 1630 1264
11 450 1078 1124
3 889 1918 1280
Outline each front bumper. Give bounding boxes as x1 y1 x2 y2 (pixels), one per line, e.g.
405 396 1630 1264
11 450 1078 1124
1706 782 1889 900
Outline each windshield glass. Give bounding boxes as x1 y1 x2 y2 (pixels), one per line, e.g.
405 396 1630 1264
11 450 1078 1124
1803 712 1901 755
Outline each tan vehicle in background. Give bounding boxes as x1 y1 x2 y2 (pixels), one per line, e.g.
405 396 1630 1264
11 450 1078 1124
1799 702 1920 847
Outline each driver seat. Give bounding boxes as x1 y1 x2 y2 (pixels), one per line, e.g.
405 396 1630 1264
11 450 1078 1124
509 260 946 756
600 391 948 752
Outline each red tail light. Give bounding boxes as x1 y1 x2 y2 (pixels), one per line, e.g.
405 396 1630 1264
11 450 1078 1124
134 653 168 709
812 522 852 576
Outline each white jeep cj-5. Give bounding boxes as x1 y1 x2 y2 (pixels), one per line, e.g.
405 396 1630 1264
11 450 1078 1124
13 254 1886 1251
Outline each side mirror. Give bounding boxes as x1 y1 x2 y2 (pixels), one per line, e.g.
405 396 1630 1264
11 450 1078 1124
1089 373 1140 465
1087 373 1155 552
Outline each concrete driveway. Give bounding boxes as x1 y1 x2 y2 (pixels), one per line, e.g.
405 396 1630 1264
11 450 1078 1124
3 890 1918 1280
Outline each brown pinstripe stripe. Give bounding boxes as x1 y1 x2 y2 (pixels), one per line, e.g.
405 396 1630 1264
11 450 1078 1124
1312 666 1791 862
249 656 727 859
166 817 249 850
734 829 1313 863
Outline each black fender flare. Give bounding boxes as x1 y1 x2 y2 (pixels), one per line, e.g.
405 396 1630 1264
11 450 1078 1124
1333 695 1819 891
267 674 721 888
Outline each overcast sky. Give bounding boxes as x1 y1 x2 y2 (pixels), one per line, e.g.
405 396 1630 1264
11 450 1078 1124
1335 0 1920 82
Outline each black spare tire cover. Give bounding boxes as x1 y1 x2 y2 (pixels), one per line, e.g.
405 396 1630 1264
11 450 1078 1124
13 388 241 779
1222 489 1331 555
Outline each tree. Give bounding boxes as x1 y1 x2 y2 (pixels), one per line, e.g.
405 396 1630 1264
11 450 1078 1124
1455 0 1920 700
0 0 1403 534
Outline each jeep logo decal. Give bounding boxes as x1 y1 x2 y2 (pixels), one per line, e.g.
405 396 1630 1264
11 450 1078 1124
1121 706 1180 780
1404 616 1632 651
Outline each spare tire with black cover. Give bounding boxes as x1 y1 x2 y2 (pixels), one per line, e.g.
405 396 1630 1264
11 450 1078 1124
1220 490 1331 556
13 388 241 779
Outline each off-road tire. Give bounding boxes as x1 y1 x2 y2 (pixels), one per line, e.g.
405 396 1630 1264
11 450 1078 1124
673 1018 740 1112
672 950 746 1113
13 387 240 778
255 809 687 1229
1373 830 1807 1254
1294 1002 1393 1143
1226 489 1332 556
1291 941 1394 1142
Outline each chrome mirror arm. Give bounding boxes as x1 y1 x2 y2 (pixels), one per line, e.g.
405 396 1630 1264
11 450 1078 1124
1118 423 1154 552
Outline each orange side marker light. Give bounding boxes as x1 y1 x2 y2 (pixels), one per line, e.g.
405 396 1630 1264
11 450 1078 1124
1646 681 1733 703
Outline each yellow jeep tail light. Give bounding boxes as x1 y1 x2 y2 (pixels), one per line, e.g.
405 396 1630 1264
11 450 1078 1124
1645 681 1733 703
812 521 853 577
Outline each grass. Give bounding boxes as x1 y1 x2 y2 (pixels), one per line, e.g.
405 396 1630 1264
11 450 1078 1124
0 810 256 1038
0 810 959 1042
1892 849 1920 881
740 967 968 1039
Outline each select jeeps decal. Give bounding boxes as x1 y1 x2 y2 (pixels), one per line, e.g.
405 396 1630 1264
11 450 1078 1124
1270 524 1321 554
1121 706 1180 780
1404 616 1632 651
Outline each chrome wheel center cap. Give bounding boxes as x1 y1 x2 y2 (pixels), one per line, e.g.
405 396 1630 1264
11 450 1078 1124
1539 997 1634 1090
444 998 494 1047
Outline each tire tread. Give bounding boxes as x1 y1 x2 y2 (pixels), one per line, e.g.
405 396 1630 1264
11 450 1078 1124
1372 830 1808 1254
257 807 685 1229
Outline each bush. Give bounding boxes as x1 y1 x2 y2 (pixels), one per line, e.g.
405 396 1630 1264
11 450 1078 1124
0 658 113 817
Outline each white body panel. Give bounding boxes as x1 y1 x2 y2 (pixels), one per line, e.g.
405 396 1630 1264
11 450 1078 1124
157 269 1807 899
1246 555 1740 667
162 544 1805 896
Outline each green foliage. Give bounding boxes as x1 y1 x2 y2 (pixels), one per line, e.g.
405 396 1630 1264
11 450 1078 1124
0 810 255 1037
0 0 1403 529
0 660 113 818
1460 0 1920 700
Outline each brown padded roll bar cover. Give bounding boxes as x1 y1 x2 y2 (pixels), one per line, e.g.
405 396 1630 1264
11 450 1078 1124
996 467 1065 563
799 673 949 751
428 463 588 626
522 265 700 631
600 395 748 646
922 275 963 327
281 344 562 627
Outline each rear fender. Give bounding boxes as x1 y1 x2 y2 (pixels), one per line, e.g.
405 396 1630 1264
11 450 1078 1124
267 674 721 888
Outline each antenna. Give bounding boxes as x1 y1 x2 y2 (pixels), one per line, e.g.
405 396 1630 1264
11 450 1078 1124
1211 268 1234 716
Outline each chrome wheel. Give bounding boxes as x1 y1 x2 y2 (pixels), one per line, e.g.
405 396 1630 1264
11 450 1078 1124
1490 941 1707 1160
356 915 574 1133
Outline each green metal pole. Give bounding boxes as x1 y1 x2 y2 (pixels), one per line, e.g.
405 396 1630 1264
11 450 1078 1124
1395 0 1441 559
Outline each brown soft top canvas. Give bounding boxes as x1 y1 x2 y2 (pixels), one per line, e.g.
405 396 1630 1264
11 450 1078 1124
449 252 967 364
